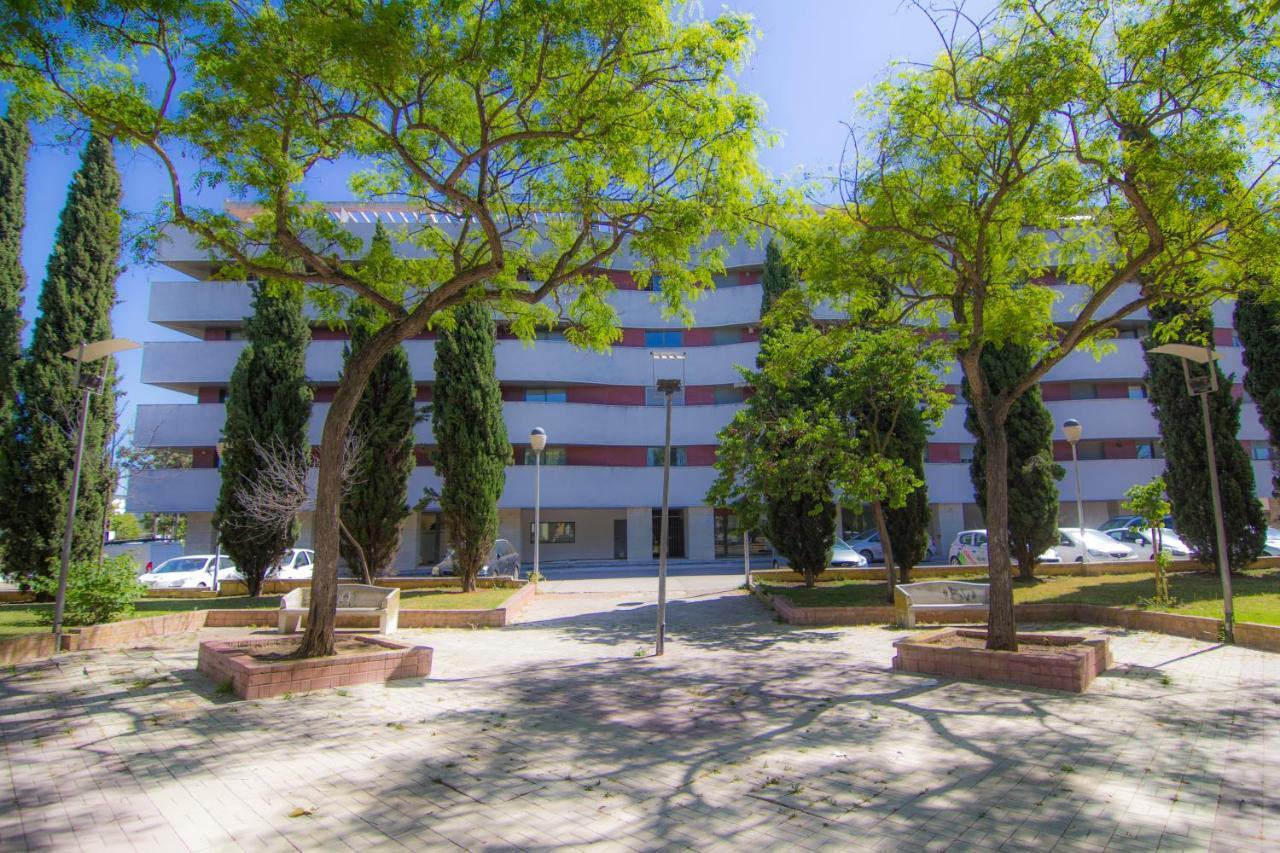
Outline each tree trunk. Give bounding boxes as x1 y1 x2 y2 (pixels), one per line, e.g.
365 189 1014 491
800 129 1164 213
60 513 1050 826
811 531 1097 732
1017 557 1036 581
978 408 1017 651
294 318 420 659
872 500 896 603
338 518 372 585
247 572 262 598
803 567 816 588
462 568 478 593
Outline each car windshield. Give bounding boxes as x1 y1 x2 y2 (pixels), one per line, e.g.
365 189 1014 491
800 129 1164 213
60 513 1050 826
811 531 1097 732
1077 529 1125 549
834 538 853 550
1268 528 1280 540
154 557 207 574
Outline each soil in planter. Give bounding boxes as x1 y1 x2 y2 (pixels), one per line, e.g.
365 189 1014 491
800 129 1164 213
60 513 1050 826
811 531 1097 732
241 636 382 661
923 632 1086 656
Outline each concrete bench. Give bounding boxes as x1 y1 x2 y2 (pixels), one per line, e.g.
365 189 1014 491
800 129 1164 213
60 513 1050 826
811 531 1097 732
894 581 990 628
279 584 400 635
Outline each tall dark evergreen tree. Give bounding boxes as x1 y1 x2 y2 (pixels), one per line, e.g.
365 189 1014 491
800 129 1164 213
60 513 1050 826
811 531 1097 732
1235 290 1280 498
0 110 30 573
760 239 795 316
340 228 417 581
433 301 510 593
1145 303 1265 570
1 133 121 589
214 281 313 596
882 402 931 583
963 344 1064 578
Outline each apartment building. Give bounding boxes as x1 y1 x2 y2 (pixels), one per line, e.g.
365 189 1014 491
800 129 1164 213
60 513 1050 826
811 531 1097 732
126 204 1276 570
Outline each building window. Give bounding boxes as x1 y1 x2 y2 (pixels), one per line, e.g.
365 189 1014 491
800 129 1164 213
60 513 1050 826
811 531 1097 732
648 446 688 466
418 513 441 565
645 329 683 347
524 447 567 465
1136 441 1165 460
1127 385 1146 399
712 328 742 345
646 386 685 406
1252 442 1273 461
525 387 568 403
534 328 564 341
218 388 229 403
1069 382 1098 400
713 386 745 404
958 444 975 463
1075 439 1105 460
530 521 575 544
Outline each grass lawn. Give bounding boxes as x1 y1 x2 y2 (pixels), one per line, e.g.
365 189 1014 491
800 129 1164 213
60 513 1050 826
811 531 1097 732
761 567 1280 625
400 587 516 609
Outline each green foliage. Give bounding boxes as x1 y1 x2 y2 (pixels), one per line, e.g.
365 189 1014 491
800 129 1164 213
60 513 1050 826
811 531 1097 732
882 403 931 582
759 240 795 318
1124 476 1175 604
1144 304 1265 570
110 513 143 542
340 227 417 580
710 292 948 587
1235 290 1280 497
962 344 1065 578
433 301 510 593
0 109 28 418
214 281 313 595
32 554 143 627
0 133 122 588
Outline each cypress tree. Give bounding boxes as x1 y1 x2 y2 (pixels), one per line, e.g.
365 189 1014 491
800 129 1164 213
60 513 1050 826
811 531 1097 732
883 402 931 583
0 110 29 417
214 280 313 596
1144 303 1265 570
340 228 417 580
760 239 794 316
1 133 122 589
1234 290 1280 498
963 344 1064 578
433 301 510 593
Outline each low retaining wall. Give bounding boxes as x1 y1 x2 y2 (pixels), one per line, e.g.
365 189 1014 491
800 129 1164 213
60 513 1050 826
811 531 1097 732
0 590 34 604
763 590 1280 654
198 635 432 699
893 628 1113 692
215 576 523 597
62 610 210 651
0 633 58 666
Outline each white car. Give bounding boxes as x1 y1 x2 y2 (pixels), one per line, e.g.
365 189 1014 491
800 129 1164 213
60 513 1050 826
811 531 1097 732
1262 528 1280 557
1103 527 1192 559
1055 528 1138 562
222 548 315 582
137 555 235 590
947 529 1060 565
830 538 869 568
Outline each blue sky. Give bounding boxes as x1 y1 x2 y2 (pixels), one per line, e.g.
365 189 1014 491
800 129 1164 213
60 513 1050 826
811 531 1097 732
15 1 951 436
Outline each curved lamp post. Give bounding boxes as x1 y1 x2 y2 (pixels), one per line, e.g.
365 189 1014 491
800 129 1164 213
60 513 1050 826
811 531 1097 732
1062 418 1086 563
530 427 547 581
1149 343 1234 642
53 338 140 648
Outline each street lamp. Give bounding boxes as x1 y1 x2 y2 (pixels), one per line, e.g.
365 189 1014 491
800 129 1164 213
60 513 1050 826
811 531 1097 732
1062 418 1087 563
1149 342 1235 642
651 351 686 656
52 338 140 648
530 427 547 582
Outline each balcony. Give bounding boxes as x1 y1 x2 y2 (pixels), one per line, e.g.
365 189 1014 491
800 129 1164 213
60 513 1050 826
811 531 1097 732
133 400 742 448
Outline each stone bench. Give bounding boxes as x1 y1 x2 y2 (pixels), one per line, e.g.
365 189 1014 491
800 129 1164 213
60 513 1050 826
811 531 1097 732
894 581 990 629
279 584 400 635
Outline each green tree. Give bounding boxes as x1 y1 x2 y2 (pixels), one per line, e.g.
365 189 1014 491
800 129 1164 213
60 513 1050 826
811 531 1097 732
882 403 931 584
1123 476 1173 604
760 239 795 317
962 344 1064 579
110 512 143 541
799 0 1279 649
1144 304 1265 570
340 227 417 582
711 294 948 588
214 281 313 596
0 133 122 589
433 301 510 593
1235 290 1280 498
6 0 767 656
0 108 30 575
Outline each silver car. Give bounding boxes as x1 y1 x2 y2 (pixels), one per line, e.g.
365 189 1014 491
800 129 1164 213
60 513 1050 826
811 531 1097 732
431 539 522 579
846 529 935 565
830 539 869 568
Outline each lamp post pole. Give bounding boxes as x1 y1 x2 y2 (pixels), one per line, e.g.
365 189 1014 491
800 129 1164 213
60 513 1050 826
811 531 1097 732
655 378 678 656
1063 418 1086 562
530 427 546 582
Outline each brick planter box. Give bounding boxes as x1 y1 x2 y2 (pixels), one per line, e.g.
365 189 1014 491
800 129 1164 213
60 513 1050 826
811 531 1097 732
197 635 432 700
893 628 1112 693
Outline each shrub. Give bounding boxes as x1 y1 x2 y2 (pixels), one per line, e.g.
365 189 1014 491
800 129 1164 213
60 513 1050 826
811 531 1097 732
34 555 144 626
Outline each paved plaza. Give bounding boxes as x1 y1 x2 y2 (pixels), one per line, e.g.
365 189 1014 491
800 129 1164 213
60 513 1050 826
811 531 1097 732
2 578 1278 851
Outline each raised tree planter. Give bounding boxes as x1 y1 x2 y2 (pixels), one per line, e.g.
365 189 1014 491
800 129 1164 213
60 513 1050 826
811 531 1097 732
198 635 432 699
893 628 1112 693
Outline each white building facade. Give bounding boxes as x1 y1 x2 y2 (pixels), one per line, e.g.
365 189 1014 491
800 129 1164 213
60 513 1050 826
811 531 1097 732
126 208 1277 570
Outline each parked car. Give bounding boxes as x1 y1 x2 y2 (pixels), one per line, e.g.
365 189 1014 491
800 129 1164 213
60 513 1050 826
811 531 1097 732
1100 514 1174 533
431 539 521 579
221 548 316 582
844 529 935 565
137 555 235 590
1262 528 1280 557
830 539 869 568
947 529 1060 565
103 537 184 575
1103 527 1192 559
1055 528 1138 562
